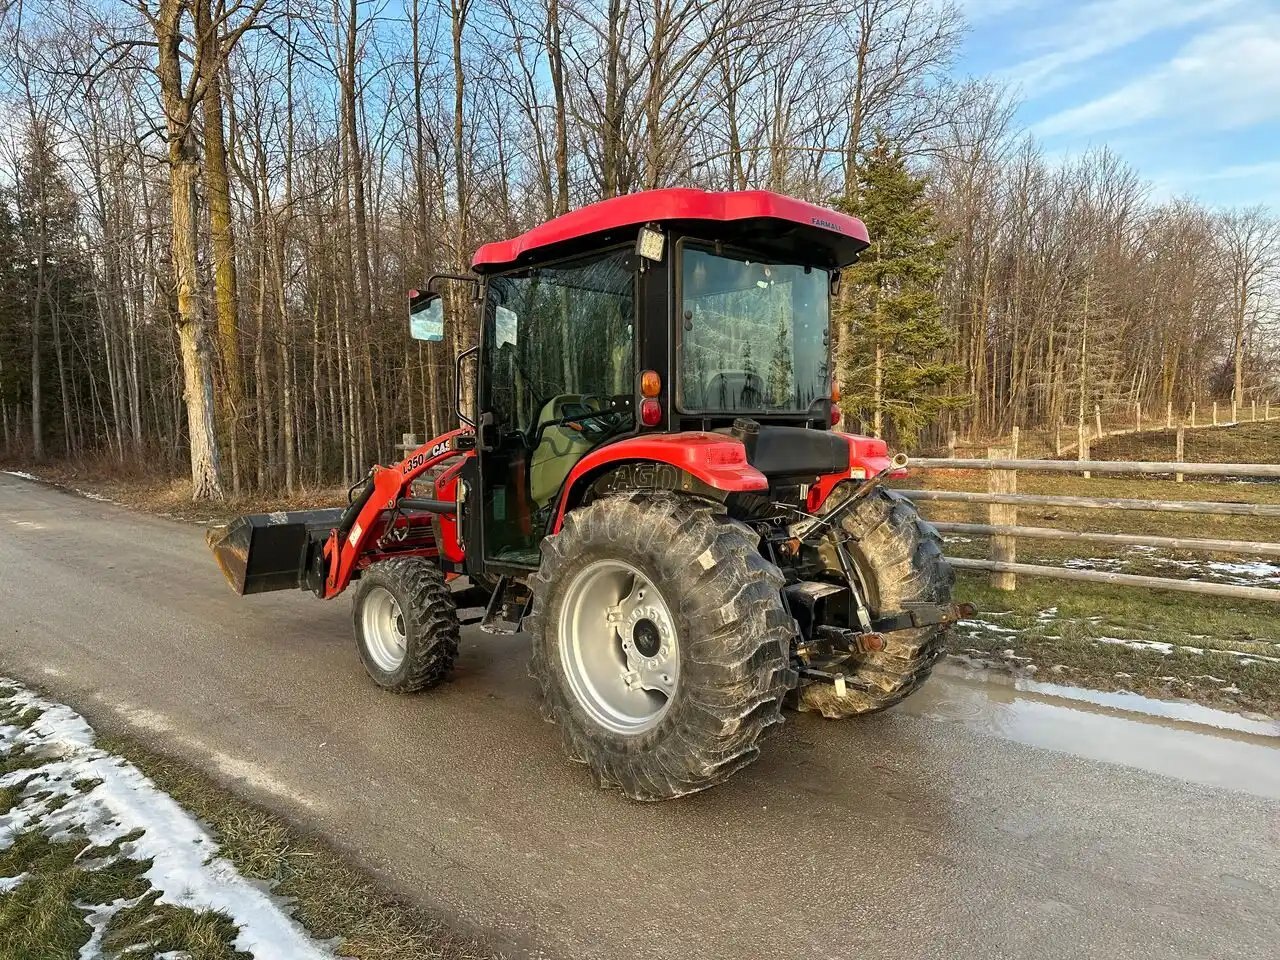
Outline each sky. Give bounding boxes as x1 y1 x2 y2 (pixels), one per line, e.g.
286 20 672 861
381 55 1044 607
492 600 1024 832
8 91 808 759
956 0 1280 209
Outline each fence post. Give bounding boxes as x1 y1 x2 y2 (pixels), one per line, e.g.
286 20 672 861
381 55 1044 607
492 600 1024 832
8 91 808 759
1252 399 1258 422
1231 398 1238 423
1135 402 1142 433
1213 400 1219 426
1166 401 1173 429
988 445 1017 591
1055 420 1064 457
1268 400 1272 421
1010 425 1020 458
948 429 957 458
1094 403 1103 439
1176 427 1185 484
1191 401 1197 427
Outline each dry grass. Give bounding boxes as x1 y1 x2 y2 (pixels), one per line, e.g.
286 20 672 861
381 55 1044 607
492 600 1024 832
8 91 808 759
1 452 345 524
0 683 497 960
97 736 497 960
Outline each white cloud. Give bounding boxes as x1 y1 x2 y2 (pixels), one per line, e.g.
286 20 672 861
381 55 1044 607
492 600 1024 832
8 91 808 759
999 0 1243 96
1148 160 1280 209
1033 18 1280 137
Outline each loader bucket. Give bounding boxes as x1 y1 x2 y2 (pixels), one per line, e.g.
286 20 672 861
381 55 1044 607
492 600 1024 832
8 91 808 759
207 508 344 596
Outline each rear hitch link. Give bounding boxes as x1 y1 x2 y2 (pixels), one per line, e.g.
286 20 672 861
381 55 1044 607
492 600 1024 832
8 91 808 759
784 453 910 548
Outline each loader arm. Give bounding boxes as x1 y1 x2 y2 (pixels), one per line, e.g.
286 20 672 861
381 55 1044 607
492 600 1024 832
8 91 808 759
319 428 475 599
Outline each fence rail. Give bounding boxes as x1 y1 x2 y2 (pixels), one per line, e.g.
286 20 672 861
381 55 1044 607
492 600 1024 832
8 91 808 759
899 488 1280 518
905 451 1280 602
913 457 1280 478
946 397 1279 460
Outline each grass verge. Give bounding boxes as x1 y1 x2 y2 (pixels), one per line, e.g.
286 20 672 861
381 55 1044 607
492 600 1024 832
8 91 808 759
96 735 494 960
951 573 1280 716
896 421 1280 716
0 456 344 524
0 682 495 960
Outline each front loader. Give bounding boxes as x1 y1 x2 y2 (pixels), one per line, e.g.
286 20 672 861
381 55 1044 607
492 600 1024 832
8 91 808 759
208 188 959 800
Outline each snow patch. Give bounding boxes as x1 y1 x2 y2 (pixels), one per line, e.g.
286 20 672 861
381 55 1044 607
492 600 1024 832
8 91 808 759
2 470 40 481
958 619 1022 635
1065 550 1280 586
0 871 28 891
0 681 336 960
73 489 114 503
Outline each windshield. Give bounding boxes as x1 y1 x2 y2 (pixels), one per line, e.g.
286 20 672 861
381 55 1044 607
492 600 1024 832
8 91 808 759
679 245 830 413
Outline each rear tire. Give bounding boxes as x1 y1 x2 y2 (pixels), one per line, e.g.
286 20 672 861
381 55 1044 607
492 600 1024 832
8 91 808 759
797 487 954 719
353 558 459 693
528 493 795 801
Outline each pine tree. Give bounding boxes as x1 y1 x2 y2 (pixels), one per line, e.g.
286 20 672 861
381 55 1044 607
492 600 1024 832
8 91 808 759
835 142 965 444
767 316 793 404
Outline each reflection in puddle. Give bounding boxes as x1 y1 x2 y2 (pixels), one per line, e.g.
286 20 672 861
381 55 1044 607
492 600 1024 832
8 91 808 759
899 665 1280 800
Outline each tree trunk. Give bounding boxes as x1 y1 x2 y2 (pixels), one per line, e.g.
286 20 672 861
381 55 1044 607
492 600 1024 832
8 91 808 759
156 0 223 500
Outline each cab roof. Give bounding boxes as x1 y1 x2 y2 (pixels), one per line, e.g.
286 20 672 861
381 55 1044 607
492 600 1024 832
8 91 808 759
470 188 870 273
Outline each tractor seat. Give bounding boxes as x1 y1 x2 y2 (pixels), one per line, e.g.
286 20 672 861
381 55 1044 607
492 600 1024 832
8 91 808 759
529 394 606 508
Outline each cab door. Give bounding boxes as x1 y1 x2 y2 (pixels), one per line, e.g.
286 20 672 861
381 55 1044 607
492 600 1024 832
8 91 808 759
474 249 638 573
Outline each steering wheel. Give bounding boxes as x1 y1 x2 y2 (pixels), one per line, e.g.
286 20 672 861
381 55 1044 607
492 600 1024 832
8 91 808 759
533 394 627 447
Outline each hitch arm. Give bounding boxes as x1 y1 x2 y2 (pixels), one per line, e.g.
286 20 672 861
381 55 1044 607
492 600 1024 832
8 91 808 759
790 453 909 543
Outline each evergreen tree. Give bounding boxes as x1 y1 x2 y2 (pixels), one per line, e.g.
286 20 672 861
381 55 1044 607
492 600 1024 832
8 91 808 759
767 315 793 405
835 142 965 444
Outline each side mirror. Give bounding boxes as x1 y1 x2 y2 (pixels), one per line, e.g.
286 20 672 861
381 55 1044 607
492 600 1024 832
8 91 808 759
409 289 445 342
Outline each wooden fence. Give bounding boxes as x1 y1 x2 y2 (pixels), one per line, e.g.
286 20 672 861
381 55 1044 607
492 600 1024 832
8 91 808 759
945 397 1279 461
901 452 1280 603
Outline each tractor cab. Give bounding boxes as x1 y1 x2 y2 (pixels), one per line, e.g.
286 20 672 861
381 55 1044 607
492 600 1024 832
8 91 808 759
416 189 872 573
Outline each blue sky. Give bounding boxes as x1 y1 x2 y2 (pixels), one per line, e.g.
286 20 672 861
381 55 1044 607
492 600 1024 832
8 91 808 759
957 0 1280 209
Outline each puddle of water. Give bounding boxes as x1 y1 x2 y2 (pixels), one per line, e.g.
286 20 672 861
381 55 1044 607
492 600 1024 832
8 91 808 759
902 665 1280 801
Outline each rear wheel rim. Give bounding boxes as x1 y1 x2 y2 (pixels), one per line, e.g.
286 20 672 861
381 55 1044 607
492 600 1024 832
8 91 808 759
559 559 679 735
362 586 407 672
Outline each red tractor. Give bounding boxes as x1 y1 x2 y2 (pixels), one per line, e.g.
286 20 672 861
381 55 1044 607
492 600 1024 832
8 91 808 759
209 189 956 800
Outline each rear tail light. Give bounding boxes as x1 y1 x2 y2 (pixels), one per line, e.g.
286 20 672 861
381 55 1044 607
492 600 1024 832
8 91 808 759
640 398 662 427
640 369 662 398
830 382 842 426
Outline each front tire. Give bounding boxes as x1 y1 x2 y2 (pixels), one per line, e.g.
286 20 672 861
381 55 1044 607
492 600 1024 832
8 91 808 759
353 558 459 693
528 493 795 801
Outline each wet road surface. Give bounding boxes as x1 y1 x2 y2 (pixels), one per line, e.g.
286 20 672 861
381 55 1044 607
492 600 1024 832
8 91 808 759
2 472 1278 959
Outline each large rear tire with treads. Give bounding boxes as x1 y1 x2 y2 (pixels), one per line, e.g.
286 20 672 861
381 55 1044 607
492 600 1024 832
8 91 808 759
797 487 954 718
528 493 795 801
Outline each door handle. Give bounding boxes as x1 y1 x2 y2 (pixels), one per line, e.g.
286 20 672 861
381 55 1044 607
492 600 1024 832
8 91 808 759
478 411 499 452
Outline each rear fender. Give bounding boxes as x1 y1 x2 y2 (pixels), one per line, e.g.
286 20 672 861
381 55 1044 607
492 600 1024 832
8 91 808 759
552 432 768 531
805 432 905 513
322 428 474 598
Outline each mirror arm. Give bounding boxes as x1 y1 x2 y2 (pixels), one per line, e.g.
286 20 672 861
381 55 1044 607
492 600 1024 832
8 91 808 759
428 272 482 303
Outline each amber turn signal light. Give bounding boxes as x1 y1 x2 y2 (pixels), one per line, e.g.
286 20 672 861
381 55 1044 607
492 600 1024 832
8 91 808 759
641 369 662 398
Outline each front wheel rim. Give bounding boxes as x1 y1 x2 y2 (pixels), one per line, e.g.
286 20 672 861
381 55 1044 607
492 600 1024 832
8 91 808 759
361 585 407 672
559 559 679 735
